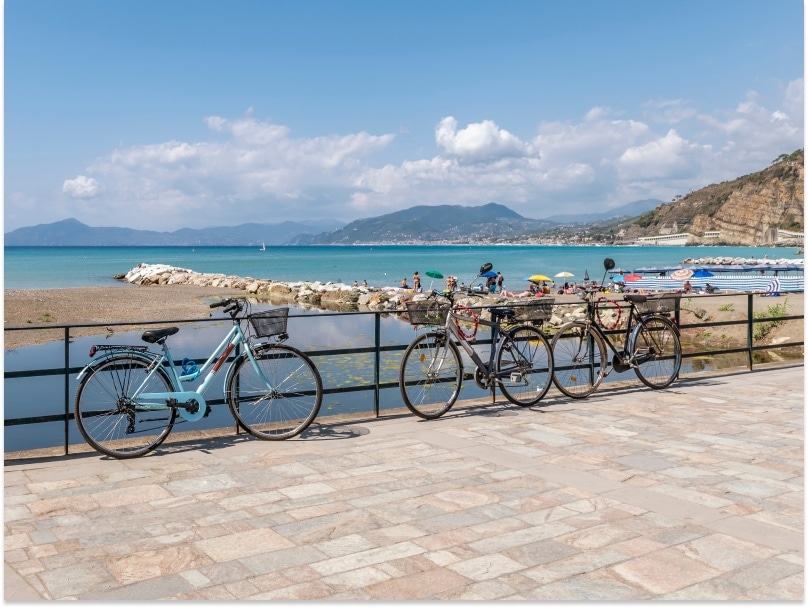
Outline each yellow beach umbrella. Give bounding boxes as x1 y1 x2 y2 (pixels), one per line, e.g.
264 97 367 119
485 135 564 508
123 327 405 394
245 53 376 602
527 274 552 283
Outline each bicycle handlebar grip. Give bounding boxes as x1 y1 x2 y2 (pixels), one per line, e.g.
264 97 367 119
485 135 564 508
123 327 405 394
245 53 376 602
209 299 229 309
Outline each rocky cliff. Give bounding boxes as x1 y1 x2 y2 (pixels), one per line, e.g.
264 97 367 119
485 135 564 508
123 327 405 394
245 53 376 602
623 149 804 246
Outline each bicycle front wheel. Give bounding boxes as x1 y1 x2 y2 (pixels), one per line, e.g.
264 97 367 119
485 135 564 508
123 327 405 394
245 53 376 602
399 332 462 419
496 325 553 406
631 316 681 389
550 322 607 398
228 344 323 440
74 354 176 458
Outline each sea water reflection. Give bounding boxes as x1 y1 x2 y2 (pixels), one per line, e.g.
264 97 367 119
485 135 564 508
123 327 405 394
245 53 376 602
4 305 496 452
5 303 718 453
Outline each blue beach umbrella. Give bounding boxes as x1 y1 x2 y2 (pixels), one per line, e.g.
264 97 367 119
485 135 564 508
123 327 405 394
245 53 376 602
692 269 714 278
481 270 497 278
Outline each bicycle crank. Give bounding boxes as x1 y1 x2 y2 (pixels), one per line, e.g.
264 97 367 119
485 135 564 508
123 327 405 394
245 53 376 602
474 368 491 389
140 390 209 422
612 352 631 373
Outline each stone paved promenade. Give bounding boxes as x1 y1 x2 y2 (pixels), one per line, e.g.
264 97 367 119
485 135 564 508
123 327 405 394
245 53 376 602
5 365 803 600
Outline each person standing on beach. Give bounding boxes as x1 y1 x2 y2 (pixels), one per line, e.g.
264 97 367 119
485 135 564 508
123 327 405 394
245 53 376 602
413 271 421 293
496 271 504 293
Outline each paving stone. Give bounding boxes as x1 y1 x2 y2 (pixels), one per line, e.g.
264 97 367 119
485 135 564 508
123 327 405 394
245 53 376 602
4 366 803 600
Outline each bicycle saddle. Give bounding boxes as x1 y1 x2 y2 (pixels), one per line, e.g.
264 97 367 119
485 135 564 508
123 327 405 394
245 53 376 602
488 306 514 318
623 294 648 304
141 327 179 343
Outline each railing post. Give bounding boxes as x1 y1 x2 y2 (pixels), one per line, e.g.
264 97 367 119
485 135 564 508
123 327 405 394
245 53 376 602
747 293 754 371
374 313 381 417
64 326 70 455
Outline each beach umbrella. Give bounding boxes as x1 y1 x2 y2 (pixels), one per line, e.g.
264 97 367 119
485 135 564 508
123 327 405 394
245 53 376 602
612 275 625 283
624 274 643 282
692 269 714 278
608 268 629 274
526 274 552 283
554 271 574 278
670 268 694 280
481 270 497 278
766 278 781 295
424 269 444 290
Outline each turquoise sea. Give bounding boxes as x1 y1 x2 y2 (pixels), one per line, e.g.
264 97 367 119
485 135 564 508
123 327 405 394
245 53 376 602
3 244 799 290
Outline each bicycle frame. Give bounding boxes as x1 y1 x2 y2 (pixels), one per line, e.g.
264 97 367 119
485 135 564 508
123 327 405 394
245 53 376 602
77 320 270 422
439 300 518 382
572 293 673 372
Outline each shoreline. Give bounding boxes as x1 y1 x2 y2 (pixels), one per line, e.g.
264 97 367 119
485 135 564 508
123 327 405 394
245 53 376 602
5 283 803 352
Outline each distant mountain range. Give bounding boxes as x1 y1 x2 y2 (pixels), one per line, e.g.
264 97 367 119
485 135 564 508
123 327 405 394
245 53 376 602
545 199 665 224
291 202 556 244
4 199 663 246
3 218 345 246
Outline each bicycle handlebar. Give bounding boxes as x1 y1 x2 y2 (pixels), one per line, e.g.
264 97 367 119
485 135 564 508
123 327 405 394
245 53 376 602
209 298 244 315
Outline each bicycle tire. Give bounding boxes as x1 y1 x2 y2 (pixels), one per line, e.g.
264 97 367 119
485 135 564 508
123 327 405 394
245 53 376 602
74 354 176 458
496 325 553 406
399 332 462 419
631 315 681 389
227 344 323 440
550 322 607 398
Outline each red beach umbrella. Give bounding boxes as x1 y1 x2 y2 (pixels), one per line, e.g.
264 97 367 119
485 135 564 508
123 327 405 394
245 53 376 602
623 274 643 282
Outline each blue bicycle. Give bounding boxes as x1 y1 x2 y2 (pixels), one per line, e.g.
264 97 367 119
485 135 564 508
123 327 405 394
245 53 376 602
74 298 322 458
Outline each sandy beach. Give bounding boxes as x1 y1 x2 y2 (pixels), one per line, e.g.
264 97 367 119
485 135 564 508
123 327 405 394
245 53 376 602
3 284 247 349
3 284 803 351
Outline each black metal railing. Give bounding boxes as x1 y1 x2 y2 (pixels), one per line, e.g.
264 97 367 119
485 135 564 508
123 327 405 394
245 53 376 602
4 292 803 456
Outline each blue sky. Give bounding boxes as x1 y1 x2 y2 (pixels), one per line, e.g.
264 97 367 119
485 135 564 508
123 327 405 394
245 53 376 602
4 0 804 232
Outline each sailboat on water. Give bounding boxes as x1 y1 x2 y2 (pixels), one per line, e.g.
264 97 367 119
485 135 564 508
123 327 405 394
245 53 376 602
260 242 266 251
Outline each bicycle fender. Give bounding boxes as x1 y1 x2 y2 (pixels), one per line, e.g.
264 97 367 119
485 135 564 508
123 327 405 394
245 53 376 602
222 351 250 395
75 349 159 381
627 316 679 352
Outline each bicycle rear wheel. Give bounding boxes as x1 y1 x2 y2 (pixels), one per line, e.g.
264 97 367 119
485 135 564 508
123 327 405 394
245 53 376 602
631 316 681 389
74 354 176 458
399 332 462 419
228 344 323 440
496 325 553 406
550 322 607 398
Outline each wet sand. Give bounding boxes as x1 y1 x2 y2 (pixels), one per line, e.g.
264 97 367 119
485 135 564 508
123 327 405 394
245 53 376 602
3 284 246 349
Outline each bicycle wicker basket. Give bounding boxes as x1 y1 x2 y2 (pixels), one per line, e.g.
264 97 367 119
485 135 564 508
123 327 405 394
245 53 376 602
512 298 555 323
404 300 450 326
635 293 681 315
249 308 289 337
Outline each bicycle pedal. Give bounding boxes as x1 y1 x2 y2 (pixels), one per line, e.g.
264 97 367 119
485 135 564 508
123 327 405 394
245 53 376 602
203 405 212 418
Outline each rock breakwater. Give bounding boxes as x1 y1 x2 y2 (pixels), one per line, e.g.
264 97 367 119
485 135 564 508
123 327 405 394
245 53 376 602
680 256 803 266
118 263 588 327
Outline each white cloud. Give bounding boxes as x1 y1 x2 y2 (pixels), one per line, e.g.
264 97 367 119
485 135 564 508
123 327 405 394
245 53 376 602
616 129 706 181
435 117 532 161
45 78 803 229
62 175 103 198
